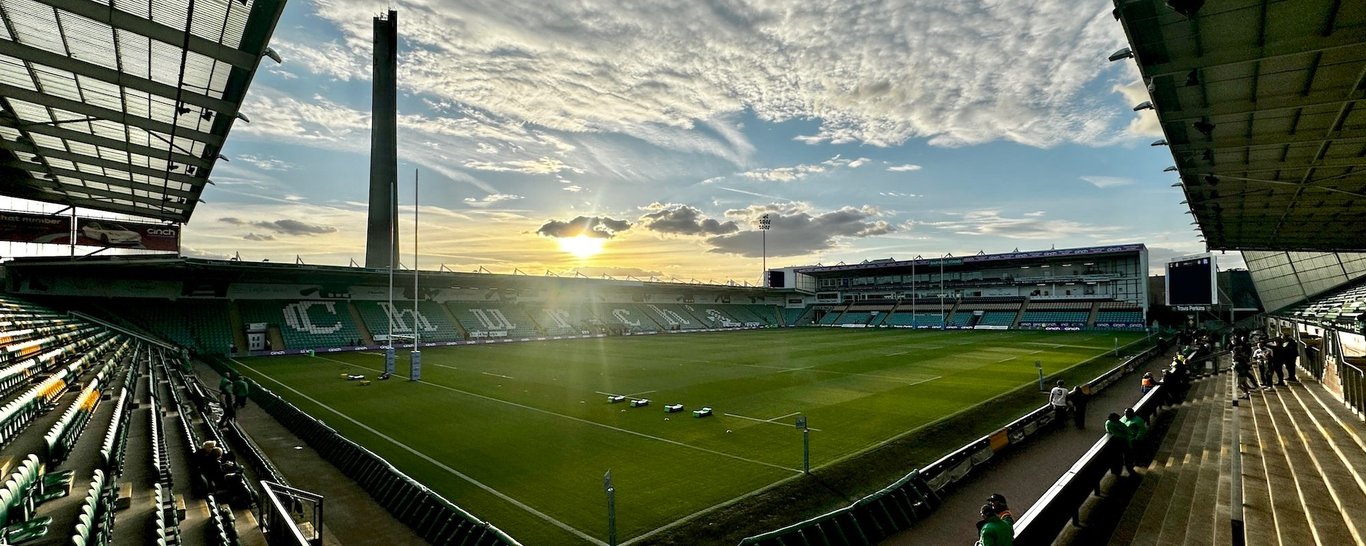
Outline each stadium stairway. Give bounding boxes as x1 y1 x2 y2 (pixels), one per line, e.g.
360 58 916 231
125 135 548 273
1080 368 1366 546
1094 370 1233 545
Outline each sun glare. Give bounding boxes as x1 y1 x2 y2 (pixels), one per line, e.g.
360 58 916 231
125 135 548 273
558 235 605 258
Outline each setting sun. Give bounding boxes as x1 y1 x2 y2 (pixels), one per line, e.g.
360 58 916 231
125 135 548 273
558 235 606 258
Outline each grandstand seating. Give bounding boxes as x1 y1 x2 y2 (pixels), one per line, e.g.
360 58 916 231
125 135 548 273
678 304 745 328
239 300 363 349
946 313 973 327
637 303 704 330
446 301 541 338
976 311 1017 327
590 303 662 332
355 300 464 342
1279 279 1366 326
117 299 235 355
734 304 781 326
882 312 946 327
1096 310 1143 325
1019 310 1089 326
531 303 603 335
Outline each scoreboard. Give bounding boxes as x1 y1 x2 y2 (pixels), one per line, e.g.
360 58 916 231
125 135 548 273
1166 254 1217 308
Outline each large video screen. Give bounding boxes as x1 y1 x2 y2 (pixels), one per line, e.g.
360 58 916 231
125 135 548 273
1166 254 1217 306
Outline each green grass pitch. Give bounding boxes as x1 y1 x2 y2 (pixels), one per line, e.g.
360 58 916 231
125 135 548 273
233 328 1146 545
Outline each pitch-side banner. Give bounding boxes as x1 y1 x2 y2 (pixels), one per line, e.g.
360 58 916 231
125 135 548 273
0 212 71 244
74 218 180 251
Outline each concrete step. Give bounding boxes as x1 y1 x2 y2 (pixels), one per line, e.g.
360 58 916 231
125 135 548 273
1128 378 1215 545
1151 378 1220 545
1182 373 1233 545
1105 393 1195 545
1264 386 1365 544
1247 386 1329 544
1211 373 1236 546
1284 383 1366 493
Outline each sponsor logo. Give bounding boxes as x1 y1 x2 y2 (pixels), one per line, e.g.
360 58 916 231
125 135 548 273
145 228 178 236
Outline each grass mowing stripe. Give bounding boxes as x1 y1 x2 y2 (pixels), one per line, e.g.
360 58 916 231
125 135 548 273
230 358 606 546
312 354 806 474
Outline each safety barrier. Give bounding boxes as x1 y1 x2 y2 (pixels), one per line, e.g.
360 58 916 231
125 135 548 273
205 357 521 546
1341 361 1365 417
1011 383 1166 544
737 342 1166 545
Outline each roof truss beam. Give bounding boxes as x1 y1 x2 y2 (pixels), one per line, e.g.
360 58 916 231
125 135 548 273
0 115 209 170
0 139 204 190
26 0 257 69
0 37 238 116
4 160 196 202
0 82 222 147
1 171 186 220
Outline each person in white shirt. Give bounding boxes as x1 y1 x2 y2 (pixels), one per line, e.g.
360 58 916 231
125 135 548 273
1049 379 1069 429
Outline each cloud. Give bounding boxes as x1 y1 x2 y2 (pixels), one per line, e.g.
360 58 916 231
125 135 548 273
464 157 585 175
1080 175 1134 188
923 209 1122 240
464 193 526 207
1112 79 1163 138
739 155 871 182
243 232 276 241
536 216 632 239
638 203 739 236
704 203 893 257
237 154 293 172
887 163 923 172
302 0 1134 151
220 217 338 236
879 191 922 198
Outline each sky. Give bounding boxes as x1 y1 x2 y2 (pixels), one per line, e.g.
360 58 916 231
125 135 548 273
169 0 1239 282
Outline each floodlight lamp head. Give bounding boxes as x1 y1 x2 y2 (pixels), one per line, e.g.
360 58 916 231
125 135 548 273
1108 48 1134 62
1185 70 1201 87
1133 101 1154 112
1194 119 1216 137
263 47 283 64
1163 166 1178 172
1151 139 1168 146
235 112 251 123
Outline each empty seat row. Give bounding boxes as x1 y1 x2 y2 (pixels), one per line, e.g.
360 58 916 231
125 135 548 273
69 469 115 546
99 388 132 474
44 371 107 464
150 483 180 546
205 494 238 546
0 374 68 449
0 454 59 543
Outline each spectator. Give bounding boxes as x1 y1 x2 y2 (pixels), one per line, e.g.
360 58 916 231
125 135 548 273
1253 342 1275 388
978 503 1013 546
217 399 236 428
1123 408 1149 464
1049 380 1069 430
1233 345 1256 400
1067 385 1089 429
218 374 233 406
1278 336 1299 383
1105 412 1136 475
987 493 1014 524
1140 371 1158 394
192 441 220 489
233 376 249 409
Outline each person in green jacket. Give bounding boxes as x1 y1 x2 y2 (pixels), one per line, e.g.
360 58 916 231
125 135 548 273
232 377 249 409
1105 412 1137 475
218 374 233 407
1123 408 1150 465
977 503 1013 546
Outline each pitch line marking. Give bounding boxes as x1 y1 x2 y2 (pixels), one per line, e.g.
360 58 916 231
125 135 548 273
766 411 801 422
230 359 606 546
309 355 802 474
885 351 909 356
724 412 822 432
481 372 514 379
593 390 655 400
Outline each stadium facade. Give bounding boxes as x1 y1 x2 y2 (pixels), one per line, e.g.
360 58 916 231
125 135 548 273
770 243 1149 331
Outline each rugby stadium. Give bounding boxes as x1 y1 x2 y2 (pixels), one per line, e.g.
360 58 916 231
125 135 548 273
0 1 1364 546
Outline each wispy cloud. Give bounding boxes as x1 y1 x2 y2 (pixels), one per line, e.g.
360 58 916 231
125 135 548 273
924 209 1122 240
886 163 923 172
1080 175 1134 188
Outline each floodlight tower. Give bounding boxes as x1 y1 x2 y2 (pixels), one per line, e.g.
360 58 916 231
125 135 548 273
365 10 399 270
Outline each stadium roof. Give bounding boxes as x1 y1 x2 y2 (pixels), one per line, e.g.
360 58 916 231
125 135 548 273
0 0 287 223
1114 0 1366 252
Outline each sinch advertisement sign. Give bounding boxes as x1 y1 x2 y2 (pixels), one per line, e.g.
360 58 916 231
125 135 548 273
75 218 180 251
